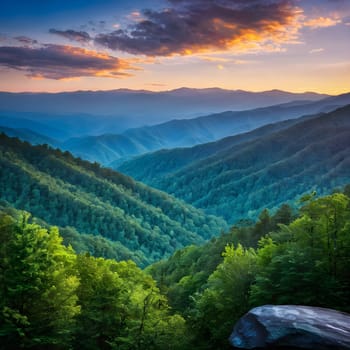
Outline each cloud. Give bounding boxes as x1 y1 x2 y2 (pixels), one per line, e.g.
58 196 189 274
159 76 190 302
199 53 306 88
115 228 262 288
199 55 258 64
304 16 341 28
0 44 137 79
146 82 167 87
49 29 92 43
199 56 232 63
94 0 302 56
14 36 38 46
0 34 8 43
309 48 324 54
127 11 143 22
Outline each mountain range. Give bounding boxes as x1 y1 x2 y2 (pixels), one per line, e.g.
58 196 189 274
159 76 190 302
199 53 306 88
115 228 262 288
64 92 350 166
1 89 349 226
118 105 350 223
0 88 328 139
2 91 349 167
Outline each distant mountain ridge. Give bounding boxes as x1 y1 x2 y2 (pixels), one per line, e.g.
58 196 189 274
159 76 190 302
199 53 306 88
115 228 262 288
64 92 350 166
1 91 349 170
119 105 350 223
0 88 328 138
0 88 328 116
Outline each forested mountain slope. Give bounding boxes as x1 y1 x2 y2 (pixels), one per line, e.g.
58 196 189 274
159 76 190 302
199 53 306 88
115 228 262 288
117 112 319 184
3 188 349 349
0 126 58 146
1 93 349 166
123 105 350 223
0 134 226 265
0 201 149 265
68 92 350 166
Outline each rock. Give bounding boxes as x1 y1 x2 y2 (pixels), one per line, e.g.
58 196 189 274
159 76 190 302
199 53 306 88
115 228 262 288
229 305 350 349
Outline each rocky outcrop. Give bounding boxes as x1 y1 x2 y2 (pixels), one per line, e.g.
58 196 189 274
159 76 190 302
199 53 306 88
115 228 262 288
230 305 350 349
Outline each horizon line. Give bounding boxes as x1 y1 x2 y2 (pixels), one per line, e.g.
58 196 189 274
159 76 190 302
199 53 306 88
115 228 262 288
0 86 338 96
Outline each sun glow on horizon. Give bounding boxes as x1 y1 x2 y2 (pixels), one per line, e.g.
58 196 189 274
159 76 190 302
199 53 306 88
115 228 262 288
0 0 349 95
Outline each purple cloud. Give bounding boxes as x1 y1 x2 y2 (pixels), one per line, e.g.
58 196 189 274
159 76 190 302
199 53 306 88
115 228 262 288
0 44 136 79
94 0 300 56
49 29 92 43
14 36 38 45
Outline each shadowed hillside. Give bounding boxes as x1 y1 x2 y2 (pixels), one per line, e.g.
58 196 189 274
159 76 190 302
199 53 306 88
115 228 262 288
120 105 350 223
64 92 350 166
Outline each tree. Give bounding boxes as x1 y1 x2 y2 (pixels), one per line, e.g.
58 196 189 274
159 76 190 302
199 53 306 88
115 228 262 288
74 255 127 350
250 193 350 311
192 244 257 350
0 214 79 349
249 209 272 247
271 203 294 228
74 255 188 350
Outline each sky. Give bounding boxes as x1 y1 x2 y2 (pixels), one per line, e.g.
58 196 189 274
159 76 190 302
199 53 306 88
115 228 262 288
0 0 349 94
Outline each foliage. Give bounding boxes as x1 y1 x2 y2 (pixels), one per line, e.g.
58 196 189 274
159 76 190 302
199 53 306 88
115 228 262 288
191 244 257 349
0 133 226 266
74 255 188 350
149 188 350 349
147 203 294 313
1 172 349 349
120 105 350 223
0 213 79 349
251 193 350 310
0 211 188 349
0 201 145 266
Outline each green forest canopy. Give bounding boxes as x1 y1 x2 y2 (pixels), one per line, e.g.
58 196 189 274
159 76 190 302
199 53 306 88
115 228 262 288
0 133 226 266
1 186 349 349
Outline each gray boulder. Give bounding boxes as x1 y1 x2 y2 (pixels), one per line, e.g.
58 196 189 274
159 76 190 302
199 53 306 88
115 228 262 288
230 305 350 349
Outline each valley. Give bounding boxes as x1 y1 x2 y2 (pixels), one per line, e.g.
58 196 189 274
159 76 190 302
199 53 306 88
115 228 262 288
1 86 349 349
119 105 350 222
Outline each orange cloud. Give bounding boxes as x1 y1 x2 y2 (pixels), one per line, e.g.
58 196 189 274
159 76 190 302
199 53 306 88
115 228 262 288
304 16 341 29
0 44 138 80
200 56 231 63
126 11 143 22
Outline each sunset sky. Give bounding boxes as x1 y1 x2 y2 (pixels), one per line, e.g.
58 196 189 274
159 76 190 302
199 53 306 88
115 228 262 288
0 0 349 94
